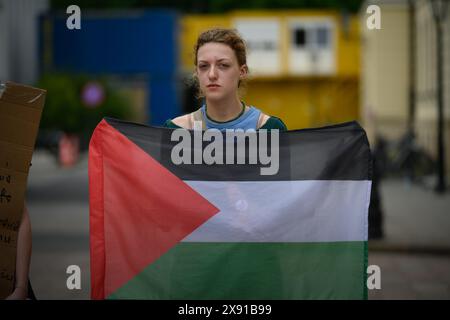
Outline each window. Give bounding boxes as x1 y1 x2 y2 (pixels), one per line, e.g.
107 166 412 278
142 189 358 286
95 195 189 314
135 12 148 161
294 28 306 47
316 27 329 48
288 19 336 75
291 24 331 50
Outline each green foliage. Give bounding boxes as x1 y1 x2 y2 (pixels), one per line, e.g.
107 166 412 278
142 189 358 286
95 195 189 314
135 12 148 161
51 0 364 13
37 73 133 135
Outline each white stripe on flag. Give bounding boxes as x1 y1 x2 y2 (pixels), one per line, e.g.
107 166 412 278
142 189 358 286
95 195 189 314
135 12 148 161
182 180 370 243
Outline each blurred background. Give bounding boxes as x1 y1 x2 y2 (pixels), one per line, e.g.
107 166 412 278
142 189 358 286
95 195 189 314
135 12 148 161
1 0 449 299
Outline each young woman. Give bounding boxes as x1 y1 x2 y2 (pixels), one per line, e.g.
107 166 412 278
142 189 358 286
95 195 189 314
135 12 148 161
164 28 287 131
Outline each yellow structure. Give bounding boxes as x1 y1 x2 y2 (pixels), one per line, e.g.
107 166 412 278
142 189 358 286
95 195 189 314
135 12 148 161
360 2 411 144
414 0 450 176
360 0 450 176
180 10 361 130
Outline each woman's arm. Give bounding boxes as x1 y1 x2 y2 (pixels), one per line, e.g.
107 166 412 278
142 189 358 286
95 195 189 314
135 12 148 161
6 204 32 300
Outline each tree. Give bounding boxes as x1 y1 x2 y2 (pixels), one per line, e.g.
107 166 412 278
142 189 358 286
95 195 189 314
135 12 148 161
51 0 364 13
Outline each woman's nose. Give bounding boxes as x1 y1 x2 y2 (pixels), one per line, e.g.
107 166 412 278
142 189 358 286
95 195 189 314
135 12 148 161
208 66 218 79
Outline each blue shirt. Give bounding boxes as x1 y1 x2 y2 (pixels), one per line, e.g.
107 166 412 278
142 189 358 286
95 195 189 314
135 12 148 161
201 104 261 131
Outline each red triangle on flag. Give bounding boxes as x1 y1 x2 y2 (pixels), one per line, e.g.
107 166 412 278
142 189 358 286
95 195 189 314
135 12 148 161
89 120 219 298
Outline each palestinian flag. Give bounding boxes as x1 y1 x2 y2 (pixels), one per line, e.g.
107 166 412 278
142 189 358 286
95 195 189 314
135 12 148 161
89 118 371 300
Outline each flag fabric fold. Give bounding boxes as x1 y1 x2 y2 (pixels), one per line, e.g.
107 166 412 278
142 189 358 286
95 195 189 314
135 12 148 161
89 118 371 300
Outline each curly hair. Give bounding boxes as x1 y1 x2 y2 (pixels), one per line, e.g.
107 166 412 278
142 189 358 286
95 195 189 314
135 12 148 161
191 28 249 98
194 28 248 68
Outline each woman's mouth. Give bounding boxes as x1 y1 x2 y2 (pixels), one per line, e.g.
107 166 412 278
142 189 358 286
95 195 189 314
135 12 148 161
207 84 221 88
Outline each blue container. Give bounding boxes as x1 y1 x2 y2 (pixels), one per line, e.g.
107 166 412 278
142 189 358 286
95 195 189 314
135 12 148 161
41 9 181 125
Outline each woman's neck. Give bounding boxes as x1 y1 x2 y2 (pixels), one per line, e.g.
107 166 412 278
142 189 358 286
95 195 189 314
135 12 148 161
205 96 243 122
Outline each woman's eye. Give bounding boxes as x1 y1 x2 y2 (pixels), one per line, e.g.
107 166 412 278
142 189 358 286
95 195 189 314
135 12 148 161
220 64 229 68
199 65 208 70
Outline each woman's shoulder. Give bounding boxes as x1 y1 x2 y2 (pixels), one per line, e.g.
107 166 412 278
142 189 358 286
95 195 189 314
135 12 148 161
259 115 287 131
163 109 287 131
163 119 180 128
163 114 190 129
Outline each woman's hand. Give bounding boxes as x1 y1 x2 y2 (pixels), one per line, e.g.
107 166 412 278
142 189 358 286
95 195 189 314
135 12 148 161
7 203 33 300
6 286 28 300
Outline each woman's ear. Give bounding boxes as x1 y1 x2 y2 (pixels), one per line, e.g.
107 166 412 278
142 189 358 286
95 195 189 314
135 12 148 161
240 64 248 79
192 70 204 98
192 70 200 86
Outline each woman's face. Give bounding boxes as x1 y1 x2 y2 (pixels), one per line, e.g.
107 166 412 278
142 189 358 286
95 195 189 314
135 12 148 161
196 42 247 102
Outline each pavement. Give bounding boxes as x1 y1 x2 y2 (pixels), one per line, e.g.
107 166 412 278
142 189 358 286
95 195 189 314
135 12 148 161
369 177 450 254
27 151 90 300
24 150 450 300
367 177 450 299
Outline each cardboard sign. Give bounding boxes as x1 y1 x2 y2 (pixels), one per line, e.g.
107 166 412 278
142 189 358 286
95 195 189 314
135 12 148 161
0 82 46 299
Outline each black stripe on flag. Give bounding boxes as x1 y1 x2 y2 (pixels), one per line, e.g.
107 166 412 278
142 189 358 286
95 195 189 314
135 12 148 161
104 117 372 181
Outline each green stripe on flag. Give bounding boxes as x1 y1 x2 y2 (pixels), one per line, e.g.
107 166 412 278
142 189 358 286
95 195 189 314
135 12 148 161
108 241 368 300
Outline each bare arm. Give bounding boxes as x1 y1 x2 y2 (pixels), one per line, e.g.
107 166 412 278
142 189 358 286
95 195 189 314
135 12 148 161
6 204 32 300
